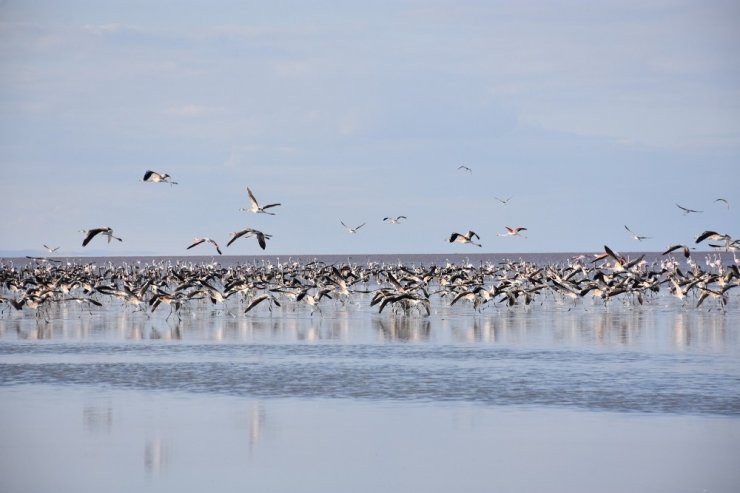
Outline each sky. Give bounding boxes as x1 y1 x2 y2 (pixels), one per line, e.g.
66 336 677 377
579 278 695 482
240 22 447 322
1 0 739 257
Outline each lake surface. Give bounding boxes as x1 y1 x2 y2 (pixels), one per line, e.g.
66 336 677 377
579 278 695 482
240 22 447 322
1 253 739 492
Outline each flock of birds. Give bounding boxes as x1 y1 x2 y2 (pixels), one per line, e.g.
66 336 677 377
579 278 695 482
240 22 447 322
32 167 736 259
69 174 281 256
2 240 739 321
4 165 736 321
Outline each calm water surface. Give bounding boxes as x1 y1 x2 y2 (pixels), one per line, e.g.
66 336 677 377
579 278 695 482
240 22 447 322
1 254 739 492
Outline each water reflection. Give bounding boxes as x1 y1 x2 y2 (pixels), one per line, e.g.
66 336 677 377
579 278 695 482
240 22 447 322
83 404 113 434
0 299 738 353
144 437 169 476
1 385 737 493
374 317 431 342
246 401 266 459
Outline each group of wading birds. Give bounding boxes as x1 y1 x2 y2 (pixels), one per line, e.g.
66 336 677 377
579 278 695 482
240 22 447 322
1 244 739 321
6 167 736 320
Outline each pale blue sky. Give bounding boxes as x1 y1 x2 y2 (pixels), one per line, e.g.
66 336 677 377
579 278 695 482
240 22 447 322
1 1 738 256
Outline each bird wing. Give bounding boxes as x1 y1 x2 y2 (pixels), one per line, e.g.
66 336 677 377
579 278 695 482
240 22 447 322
247 187 259 208
604 245 624 264
256 232 267 250
82 228 103 247
208 239 222 255
143 170 155 181
356 223 366 230
340 220 348 229
244 294 269 313
227 230 247 247
449 233 460 243
262 203 281 210
696 230 720 244
186 238 205 250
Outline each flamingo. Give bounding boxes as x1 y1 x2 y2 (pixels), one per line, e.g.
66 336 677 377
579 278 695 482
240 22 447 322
82 228 122 247
449 231 482 247
497 226 528 239
340 220 365 234
227 228 271 250
240 187 281 215
143 170 177 185
186 238 222 255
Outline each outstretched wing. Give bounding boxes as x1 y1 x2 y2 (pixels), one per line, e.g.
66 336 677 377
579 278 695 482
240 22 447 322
256 231 267 250
186 238 205 250
82 228 103 247
696 230 720 244
247 187 259 209
209 239 223 255
227 230 247 247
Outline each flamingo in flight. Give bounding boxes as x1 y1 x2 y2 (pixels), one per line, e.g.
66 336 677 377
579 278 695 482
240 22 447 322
497 226 528 239
82 228 122 247
341 220 366 234
227 228 271 250
143 170 177 185
449 231 482 247
186 238 222 255
240 187 281 215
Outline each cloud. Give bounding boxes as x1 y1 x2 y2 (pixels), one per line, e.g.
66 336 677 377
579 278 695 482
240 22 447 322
164 104 225 117
83 23 127 35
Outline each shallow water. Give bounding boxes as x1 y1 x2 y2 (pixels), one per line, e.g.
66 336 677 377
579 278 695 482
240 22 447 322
2 385 739 493
1 253 740 492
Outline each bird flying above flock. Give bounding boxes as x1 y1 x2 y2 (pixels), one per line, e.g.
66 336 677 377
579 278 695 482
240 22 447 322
497 226 528 239
625 225 651 242
82 228 122 247
449 230 481 247
143 170 178 185
676 203 702 215
186 237 222 255
227 228 271 250
383 216 407 224
240 187 281 215
341 220 366 234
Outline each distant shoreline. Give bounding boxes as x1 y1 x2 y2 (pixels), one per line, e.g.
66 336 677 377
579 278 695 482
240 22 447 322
2 250 732 268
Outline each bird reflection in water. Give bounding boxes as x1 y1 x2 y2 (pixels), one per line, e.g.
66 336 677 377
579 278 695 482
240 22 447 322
246 401 266 459
672 313 691 349
449 318 498 343
83 405 113 434
144 437 169 476
15 319 54 339
374 317 430 342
